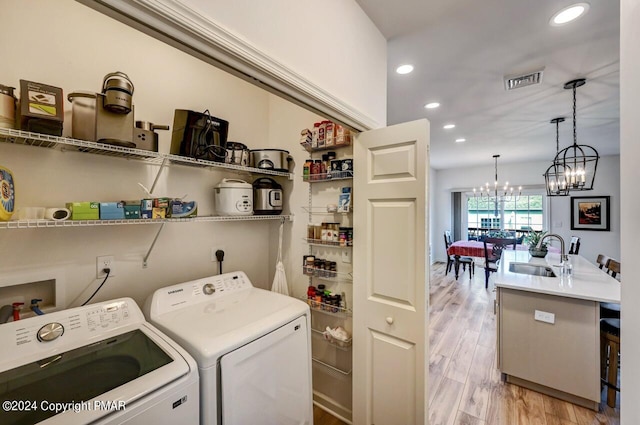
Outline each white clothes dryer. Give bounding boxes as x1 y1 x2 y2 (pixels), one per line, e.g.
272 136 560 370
0 298 199 425
144 271 312 425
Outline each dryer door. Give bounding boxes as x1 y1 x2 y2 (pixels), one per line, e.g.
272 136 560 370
220 315 311 424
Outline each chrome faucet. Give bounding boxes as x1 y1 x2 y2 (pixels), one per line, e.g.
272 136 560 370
537 233 569 263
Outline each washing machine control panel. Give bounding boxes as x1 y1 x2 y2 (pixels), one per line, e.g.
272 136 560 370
0 299 144 360
151 272 253 313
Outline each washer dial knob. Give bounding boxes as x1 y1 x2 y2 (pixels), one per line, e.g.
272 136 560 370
37 322 64 342
203 283 216 295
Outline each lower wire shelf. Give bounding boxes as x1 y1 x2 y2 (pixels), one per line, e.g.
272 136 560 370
312 357 352 375
311 328 352 350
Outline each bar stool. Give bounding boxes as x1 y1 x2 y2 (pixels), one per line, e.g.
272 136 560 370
600 318 620 408
600 259 621 319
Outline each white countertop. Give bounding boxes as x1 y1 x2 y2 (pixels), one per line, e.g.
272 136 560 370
495 250 620 303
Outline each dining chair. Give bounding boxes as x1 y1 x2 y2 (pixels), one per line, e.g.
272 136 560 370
482 237 517 288
444 231 474 279
606 258 621 278
596 254 609 270
568 236 581 255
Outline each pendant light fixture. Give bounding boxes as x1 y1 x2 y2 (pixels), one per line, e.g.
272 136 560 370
553 78 599 191
544 117 570 196
474 154 522 217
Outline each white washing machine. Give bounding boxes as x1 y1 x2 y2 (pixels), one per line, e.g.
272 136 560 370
0 298 199 425
144 271 312 425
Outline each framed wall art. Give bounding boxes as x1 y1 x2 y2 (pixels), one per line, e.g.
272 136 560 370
571 196 610 231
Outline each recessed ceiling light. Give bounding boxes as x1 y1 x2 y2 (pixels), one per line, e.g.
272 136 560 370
455 138 466 143
424 102 440 109
396 64 414 74
443 124 455 129
550 3 589 26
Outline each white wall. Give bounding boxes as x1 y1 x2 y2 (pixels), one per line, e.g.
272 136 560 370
620 0 639 420
432 156 621 265
181 0 388 128
0 0 311 308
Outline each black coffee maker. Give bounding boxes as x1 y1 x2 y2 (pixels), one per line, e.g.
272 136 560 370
170 109 229 162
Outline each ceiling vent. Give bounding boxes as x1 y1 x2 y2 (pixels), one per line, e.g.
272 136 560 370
504 68 545 91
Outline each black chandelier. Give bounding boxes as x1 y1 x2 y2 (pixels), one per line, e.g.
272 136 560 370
552 78 599 191
544 117 570 196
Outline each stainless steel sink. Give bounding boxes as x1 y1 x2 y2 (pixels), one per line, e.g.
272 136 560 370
508 262 557 277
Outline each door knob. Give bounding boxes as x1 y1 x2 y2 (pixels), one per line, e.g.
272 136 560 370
386 317 394 325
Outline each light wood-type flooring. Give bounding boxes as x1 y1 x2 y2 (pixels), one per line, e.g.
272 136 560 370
314 262 620 425
428 261 619 425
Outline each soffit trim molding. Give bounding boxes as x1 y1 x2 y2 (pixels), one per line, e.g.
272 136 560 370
80 0 379 131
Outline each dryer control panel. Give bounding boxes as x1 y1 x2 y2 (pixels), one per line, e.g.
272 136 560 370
148 271 253 315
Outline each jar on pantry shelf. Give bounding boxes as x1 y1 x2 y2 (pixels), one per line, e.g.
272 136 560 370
339 227 348 246
313 224 323 241
312 160 321 180
307 285 316 305
321 154 329 179
303 159 312 181
304 256 315 275
325 122 336 147
312 122 320 149
331 223 340 243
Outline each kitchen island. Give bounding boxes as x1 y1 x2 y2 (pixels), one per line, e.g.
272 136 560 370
494 250 620 410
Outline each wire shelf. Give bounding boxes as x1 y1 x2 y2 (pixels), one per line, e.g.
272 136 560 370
301 206 352 215
300 297 352 317
305 239 352 248
302 268 353 282
0 128 293 178
303 172 353 183
311 328 352 350
0 215 292 229
300 140 352 153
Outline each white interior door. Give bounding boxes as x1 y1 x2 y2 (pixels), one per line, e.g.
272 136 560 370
353 119 429 424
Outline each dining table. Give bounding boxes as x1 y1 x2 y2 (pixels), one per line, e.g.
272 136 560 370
446 240 560 279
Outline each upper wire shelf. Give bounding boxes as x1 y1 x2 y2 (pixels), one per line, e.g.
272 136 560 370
0 128 293 178
0 215 293 229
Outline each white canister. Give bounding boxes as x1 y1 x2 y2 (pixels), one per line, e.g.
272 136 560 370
214 178 253 216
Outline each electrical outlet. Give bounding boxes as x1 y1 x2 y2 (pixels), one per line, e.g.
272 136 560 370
96 256 115 278
211 247 226 262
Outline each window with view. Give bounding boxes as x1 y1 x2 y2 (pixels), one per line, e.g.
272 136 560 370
467 194 544 239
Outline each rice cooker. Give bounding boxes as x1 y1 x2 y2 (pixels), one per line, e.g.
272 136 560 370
214 178 253 216
253 177 283 215
249 149 291 172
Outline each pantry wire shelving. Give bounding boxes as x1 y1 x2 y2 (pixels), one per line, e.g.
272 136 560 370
299 297 352 317
304 239 352 248
0 128 293 179
301 206 352 215
302 172 352 183
0 215 293 229
302 269 353 283
310 328 352 350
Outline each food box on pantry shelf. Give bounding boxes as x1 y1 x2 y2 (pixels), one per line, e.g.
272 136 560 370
152 208 166 219
99 202 125 220
122 200 141 219
66 202 99 220
18 80 64 136
169 200 197 218
153 197 170 208
338 187 351 213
